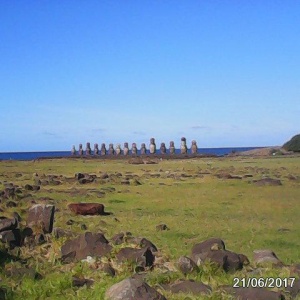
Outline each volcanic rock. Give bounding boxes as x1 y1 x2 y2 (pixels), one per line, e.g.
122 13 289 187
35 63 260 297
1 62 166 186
116 247 155 268
105 277 166 300
177 256 199 275
61 232 112 263
27 204 55 234
253 249 283 266
0 218 18 232
163 279 211 295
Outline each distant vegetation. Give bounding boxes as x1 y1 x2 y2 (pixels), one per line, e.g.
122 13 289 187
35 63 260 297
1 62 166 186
283 134 300 152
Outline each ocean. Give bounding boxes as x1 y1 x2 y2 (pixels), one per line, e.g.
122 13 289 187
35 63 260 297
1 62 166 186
0 147 261 160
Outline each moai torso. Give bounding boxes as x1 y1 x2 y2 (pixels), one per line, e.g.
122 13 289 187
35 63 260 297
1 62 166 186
149 138 156 154
160 142 166 154
78 144 83 156
123 142 129 156
108 143 115 155
85 142 92 155
140 143 147 155
71 145 76 155
180 137 187 154
115 144 121 155
94 143 99 155
169 141 175 154
191 140 197 154
131 143 138 155
100 143 106 155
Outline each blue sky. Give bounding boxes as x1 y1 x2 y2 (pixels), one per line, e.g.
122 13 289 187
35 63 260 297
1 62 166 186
1 1 299 151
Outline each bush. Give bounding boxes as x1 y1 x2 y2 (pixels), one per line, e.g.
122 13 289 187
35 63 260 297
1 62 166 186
283 134 300 152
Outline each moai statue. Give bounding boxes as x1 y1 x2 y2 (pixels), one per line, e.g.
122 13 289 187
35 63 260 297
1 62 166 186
191 140 198 154
180 137 188 154
160 142 167 154
131 143 138 155
108 143 115 155
149 138 156 154
123 142 129 156
78 144 83 156
115 143 121 155
71 145 76 155
169 141 175 154
85 142 92 155
100 143 106 155
140 143 147 155
94 143 99 155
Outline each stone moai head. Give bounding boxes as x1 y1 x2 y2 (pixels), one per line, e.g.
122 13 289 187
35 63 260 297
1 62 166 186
191 140 197 154
131 143 137 155
108 143 115 155
180 137 187 154
169 141 175 154
71 145 76 155
100 143 106 155
115 143 121 155
149 138 156 154
86 142 91 155
140 143 146 155
79 144 83 155
123 142 129 156
160 142 166 154
94 143 99 155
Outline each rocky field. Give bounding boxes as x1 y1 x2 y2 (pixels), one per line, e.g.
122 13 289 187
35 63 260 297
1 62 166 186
0 155 300 299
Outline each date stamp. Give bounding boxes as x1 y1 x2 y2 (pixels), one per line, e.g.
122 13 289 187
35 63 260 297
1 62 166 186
233 277 295 288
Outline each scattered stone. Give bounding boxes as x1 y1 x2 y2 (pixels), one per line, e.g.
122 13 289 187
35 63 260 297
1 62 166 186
0 218 18 232
27 204 55 234
0 229 22 248
81 224 88 230
5 266 42 280
35 233 46 245
111 232 132 245
128 237 158 252
223 286 285 300
116 247 155 268
105 277 166 300
286 278 300 298
68 203 105 215
253 178 282 186
100 263 116 277
163 279 211 295
191 238 225 264
177 256 199 275
12 212 22 222
156 224 169 231
66 219 76 225
61 232 112 263
72 276 94 288
53 227 75 239
253 249 283 266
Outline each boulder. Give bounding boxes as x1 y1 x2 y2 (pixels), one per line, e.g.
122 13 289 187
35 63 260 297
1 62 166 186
286 278 300 298
223 286 285 300
177 256 199 275
0 217 18 232
111 232 132 245
61 232 112 263
116 247 155 268
0 229 22 248
253 249 283 266
27 204 55 234
68 203 105 215
163 279 211 295
105 277 166 300
191 238 225 264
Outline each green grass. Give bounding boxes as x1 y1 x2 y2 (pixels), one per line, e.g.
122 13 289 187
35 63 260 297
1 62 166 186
0 156 300 299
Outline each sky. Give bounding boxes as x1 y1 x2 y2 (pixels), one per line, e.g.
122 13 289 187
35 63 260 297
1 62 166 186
1 1 299 152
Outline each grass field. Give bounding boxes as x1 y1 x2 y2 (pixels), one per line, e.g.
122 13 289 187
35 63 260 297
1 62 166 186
0 155 299 299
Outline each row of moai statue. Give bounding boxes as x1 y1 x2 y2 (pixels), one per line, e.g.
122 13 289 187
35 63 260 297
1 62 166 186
71 137 198 156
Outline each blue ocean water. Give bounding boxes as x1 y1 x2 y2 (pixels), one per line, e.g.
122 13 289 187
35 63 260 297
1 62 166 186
0 147 261 160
